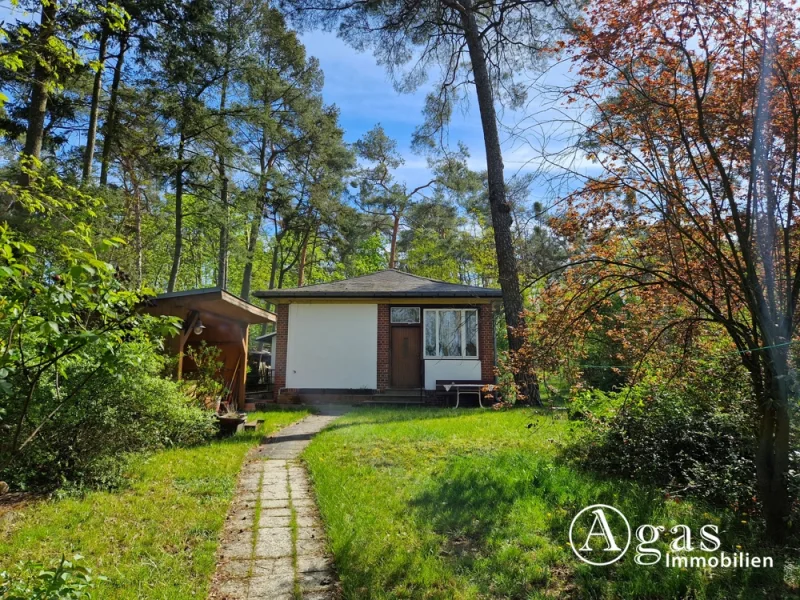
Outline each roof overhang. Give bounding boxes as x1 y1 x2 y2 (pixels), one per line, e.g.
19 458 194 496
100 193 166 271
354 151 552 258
142 288 276 324
254 291 503 301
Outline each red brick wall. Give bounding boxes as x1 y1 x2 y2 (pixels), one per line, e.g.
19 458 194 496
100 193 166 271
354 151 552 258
377 304 390 391
479 304 496 382
276 302 492 396
274 304 289 400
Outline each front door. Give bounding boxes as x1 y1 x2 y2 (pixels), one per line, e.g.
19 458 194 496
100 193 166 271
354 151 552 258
391 326 421 388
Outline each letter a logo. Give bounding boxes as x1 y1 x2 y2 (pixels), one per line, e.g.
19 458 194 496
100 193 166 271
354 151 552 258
579 508 622 552
569 504 631 566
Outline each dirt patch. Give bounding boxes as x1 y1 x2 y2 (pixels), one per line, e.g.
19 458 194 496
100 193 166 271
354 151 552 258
439 534 482 560
543 563 577 598
0 491 43 518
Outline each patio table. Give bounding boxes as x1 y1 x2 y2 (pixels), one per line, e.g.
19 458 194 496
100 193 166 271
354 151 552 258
442 382 496 408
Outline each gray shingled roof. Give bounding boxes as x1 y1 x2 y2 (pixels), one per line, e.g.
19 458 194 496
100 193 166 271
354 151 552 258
254 269 503 299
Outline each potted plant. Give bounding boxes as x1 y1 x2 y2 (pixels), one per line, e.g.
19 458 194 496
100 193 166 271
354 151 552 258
216 399 246 436
183 342 226 411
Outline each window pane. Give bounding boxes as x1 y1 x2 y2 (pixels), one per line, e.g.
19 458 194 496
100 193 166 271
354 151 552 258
438 310 461 356
391 307 420 323
424 312 437 357
465 310 478 357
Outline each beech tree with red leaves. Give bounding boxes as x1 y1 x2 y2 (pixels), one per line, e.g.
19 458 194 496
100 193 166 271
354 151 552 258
547 0 800 540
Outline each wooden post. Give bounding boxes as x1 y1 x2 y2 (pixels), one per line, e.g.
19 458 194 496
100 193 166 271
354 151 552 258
177 310 200 380
237 323 249 410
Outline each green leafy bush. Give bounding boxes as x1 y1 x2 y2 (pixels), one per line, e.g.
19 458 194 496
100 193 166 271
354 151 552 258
0 169 215 491
0 555 102 599
567 387 624 420
1 344 216 490
567 358 758 510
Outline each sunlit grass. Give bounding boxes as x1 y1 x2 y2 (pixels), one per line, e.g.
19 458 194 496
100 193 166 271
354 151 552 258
304 408 791 599
0 407 309 599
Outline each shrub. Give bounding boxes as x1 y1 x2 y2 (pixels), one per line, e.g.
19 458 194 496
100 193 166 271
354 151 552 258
566 357 759 510
0 179 216 492
567 388 623 420
1 343 216 491
0 555 102 599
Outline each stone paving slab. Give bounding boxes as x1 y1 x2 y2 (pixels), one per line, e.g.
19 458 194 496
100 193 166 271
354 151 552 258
210 414 344 600
255 527 293 558
254 415 340 460
297 554 334 573
220 559 252 579
259 515 292 528
252 558 294 577
248 573 294 600
216 578 249 600
260 499 291 509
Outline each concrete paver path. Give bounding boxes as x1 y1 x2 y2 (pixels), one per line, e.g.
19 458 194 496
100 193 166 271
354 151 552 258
210 414 342 600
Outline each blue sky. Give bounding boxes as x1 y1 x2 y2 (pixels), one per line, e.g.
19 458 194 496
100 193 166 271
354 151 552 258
300 32 595 205
299 32 486 189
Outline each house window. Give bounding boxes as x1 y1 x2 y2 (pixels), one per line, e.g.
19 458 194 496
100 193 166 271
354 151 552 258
391 307 420 324
424 309 479 358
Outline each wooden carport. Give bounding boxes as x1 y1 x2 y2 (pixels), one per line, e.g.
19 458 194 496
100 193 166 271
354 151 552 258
142 288 276 410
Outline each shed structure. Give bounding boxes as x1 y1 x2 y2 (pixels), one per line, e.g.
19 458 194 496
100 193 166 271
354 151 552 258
143 288 276 409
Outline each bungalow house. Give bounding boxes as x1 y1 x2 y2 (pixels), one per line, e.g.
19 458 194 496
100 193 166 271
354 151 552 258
254 269 502 404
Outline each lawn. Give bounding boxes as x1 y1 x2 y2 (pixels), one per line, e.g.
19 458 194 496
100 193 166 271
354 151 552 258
303 408 793 600
0 407 309 599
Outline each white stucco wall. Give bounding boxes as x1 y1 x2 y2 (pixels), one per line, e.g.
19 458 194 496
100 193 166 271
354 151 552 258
424 359 482 389
286 303 377 389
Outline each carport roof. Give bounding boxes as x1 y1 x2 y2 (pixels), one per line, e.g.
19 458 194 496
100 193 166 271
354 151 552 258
143 288 276 324
254 269 503 300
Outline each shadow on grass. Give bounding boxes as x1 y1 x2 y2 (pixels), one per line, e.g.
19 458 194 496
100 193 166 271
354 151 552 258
329 532 464 599
320 405 556 435
408 450 791 599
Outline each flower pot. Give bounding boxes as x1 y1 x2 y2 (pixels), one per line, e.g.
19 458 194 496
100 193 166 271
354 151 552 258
216 414 246 437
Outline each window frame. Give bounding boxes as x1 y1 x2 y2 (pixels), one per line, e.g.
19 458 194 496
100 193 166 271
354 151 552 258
423 308 479 359
390 306 421 324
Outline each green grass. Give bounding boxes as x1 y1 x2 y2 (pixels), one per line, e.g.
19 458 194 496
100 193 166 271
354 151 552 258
303 408 793 599
0 407 309 599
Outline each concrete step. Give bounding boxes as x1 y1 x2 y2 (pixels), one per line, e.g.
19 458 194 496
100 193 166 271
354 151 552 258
362 400 427 408
376 388 427 398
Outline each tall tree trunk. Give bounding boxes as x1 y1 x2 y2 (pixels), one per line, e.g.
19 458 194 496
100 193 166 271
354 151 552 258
217 174 229 289
306 229 319 285
134 186 143 285
389 213 400 269
100 31 129 186
297 227 312 286
167 132 186 293
19 0 58 186
750 353 792 542
82 25 109 183
267 227 287 292
267 234 279 291
279 264 287 288
126 157 144 285
240 212 262 300
216 68 230 289
242 129 274 299
460 0 538 403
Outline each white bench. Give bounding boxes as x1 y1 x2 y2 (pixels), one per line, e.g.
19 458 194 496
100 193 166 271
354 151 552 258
440 382 496 408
